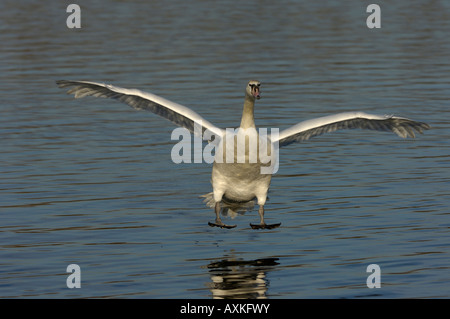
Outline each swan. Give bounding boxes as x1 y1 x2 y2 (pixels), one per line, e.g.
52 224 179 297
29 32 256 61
56 80 430 229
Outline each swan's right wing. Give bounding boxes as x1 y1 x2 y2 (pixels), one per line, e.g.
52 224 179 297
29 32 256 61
56 80 224 138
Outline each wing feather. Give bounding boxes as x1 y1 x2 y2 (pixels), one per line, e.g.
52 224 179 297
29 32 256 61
56 80 224 138
275 112 430 147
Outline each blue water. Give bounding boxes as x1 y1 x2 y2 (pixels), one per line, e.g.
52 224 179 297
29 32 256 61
1 0 449 298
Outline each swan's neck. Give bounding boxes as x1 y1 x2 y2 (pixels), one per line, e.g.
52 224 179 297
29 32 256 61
240 95 256 129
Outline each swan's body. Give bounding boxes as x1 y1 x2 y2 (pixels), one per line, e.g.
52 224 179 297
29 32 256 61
212 127 273 202
56 80 430 229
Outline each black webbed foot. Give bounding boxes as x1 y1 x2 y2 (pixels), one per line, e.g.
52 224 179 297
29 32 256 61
250 223 281 230
208 221 237 229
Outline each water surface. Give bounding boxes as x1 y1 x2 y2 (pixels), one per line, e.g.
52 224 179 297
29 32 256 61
1 0 449 298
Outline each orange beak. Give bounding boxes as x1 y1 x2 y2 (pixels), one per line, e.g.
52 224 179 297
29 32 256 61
252 86 261 99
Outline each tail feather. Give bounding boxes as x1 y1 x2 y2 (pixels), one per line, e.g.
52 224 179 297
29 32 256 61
200 192 256 218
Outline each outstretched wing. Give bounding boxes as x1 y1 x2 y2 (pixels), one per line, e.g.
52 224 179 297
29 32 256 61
56 80 224 138
274 112 430 147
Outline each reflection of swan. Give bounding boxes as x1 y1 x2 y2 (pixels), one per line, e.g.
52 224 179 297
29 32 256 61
56 80 430 229
206 257 279 299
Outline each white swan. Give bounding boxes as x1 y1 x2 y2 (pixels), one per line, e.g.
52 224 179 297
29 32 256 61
56 80 430 229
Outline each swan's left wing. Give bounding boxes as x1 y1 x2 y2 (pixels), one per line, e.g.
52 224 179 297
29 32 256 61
56 80 224 138
274 112 430 147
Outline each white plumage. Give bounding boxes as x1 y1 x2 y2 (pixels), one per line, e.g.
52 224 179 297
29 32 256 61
57 80 430 229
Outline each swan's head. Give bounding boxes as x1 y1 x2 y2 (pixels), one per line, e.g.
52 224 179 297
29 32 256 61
246 80 261 100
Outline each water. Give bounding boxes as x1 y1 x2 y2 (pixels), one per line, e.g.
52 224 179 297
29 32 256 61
1 0 449 298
